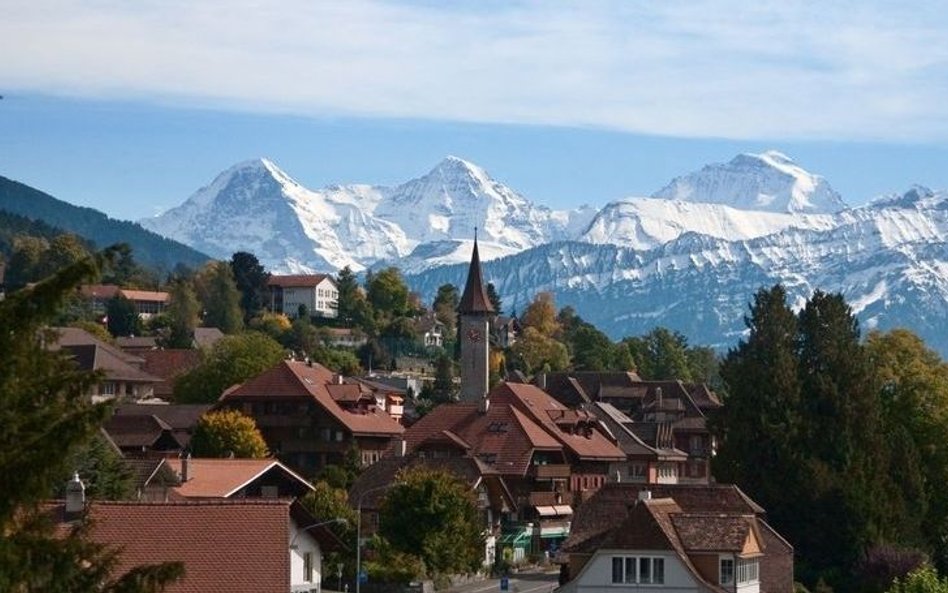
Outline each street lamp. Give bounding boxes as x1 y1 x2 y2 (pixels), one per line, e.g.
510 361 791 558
291 517 348 549
356 484 392 593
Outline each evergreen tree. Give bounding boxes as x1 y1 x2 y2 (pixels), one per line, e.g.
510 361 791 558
0 249 182 591
432 283 459 335
229 251 270 322
431 354 458 403
163 279 200 348
202 262 244 334
486 282 502 315
334 266 362 327
105 294 141 337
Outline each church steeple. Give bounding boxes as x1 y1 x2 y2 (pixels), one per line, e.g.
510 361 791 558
458 232 494 402
458 231 495 315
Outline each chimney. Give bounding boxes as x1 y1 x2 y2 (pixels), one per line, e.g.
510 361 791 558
181 453 191 482
479 396 490 414
336 374 344 385
537 372 547 390
65 472 86 515
638 489 652 502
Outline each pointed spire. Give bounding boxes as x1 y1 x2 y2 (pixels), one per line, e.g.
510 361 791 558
458 235 495 315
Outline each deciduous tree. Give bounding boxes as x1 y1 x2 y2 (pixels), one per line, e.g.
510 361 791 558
190 410 269 458
229 251 270 322
173 332 285 404
379 466 484 577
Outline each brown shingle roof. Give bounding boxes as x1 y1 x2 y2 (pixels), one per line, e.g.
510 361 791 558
562 482 765 554
267 274 332 288
104 414 180 449
671 514 755 553
49 500 292 593
222 361 404 437
458 239 494 315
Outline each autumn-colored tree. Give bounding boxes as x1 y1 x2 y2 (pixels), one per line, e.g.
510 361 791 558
190 410 269 458
510 327 569 375
521 292 559 337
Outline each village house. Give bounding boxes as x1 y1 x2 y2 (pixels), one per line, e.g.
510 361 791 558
216 360 404 478
556 483 793 593
542 373 721 484
49 475 342 593
79 284 170 319
51 327 161 401
268 274 339 319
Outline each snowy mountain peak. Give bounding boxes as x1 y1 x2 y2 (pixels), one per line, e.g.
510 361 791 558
652 150 847 214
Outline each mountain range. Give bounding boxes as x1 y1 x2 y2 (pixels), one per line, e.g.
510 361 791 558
102 152 948 355
0 176 210 271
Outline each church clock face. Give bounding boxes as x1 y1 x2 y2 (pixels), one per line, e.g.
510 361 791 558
466 328 483 343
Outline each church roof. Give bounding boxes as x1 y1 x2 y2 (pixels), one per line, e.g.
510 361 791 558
458 239 495 315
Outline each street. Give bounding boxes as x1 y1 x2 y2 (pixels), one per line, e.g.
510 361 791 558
443 567 560 593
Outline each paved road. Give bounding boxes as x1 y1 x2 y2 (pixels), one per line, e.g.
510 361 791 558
444 568 560 593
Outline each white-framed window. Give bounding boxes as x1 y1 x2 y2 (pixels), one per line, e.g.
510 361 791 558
303 552 313 582
101 382 116 395
737 558 759 584
611 556 665 584
720 558 735 585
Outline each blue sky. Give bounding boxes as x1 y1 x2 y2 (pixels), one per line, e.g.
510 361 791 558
2 1 948 221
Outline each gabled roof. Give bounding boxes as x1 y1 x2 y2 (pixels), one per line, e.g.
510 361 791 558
585 402 657 458
104 414 181 449
562 482 766 554
267 274 333 288
63 343 162 384
138 350 203 397
193 327 224 349
124 458 181 493
458 239 494 315
47 500 294 593
402 401 562 476
51 326 145 366
491 383 625 462
165 458 313 498
221 361 404 437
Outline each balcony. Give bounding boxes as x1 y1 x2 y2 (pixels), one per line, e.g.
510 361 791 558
529 464 571 479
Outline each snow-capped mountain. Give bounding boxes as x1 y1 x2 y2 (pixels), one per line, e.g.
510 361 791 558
140 151 948 355
141 156 592 273
407 185 948 355
652 151 847 214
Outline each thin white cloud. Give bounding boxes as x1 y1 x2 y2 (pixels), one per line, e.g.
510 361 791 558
3 0 948 140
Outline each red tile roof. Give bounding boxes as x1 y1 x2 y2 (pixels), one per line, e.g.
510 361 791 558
402 401 563 476
165 458 313 498
491 383 625 462
120 289 170 303
221 361 404 437
267 274 333 288
48 500 292 593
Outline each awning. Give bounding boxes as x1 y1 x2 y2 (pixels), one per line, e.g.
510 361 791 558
552 505 573 515
498 531 531 545
535 506 557 517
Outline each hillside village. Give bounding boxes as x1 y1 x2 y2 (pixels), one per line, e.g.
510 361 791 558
5 236 948 593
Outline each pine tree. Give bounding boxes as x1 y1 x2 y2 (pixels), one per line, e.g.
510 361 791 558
202 262 244 334
229 251 270 322
0 249 182 591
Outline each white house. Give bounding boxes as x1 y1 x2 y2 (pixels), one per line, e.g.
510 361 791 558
269 274 339 319
557 492 783 593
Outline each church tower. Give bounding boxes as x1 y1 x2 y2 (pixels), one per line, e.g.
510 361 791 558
458 235 495 401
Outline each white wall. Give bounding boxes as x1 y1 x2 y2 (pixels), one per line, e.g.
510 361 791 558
290 521 324 593
565 549 701 593
283 278 338 319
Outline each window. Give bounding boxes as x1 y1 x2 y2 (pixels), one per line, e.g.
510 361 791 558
303 552 313 582
611 556 664 585
737 559 759 584
629 463 647 480
720 558 735 585
101 382 116 396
